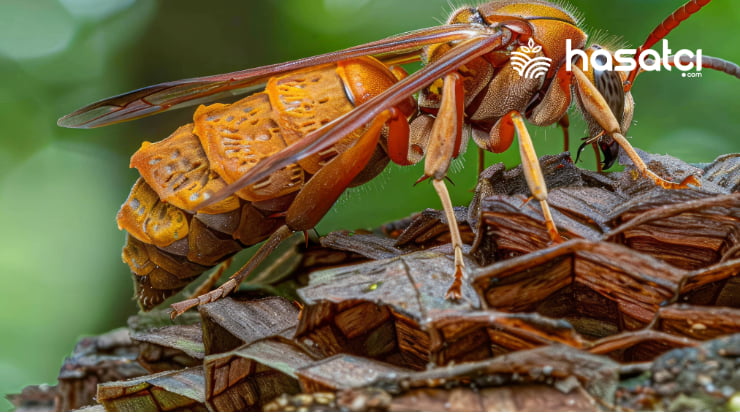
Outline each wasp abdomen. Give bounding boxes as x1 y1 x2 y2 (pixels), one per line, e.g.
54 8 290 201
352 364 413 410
119 176 289 309
118 57 405 310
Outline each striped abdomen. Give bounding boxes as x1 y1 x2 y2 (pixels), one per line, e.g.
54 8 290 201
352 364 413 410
116 57 405 309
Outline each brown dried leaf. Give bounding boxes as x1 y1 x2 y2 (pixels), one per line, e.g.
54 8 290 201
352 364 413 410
131 324 205 373
204 338 315 411
97 367 206 411
199 296 298 355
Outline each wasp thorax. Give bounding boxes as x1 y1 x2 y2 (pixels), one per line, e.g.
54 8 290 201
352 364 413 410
446 7 485 25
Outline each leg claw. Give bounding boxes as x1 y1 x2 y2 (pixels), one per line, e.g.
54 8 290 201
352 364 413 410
169 299 198 320
680 174 701 188
549 230 566 244
445 288 462 300
169 278 237 319
445 268 464 300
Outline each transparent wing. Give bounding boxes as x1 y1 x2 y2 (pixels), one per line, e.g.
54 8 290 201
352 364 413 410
195 28 508 210
58 24 487 129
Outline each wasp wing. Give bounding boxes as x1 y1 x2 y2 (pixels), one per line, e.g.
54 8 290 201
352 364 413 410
58 24 486 129
195 28 507 210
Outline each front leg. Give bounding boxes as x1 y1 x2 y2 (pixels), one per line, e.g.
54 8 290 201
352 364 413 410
572 66 699 189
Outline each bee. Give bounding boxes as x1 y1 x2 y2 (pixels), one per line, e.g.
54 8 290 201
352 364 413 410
58 0 739 316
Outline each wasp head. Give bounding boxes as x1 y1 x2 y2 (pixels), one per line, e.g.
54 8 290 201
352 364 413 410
573 45 634 170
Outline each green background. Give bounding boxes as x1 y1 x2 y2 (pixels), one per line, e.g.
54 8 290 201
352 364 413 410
0 0 737 411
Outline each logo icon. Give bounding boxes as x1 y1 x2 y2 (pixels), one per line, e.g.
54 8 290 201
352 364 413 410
511 38 552 79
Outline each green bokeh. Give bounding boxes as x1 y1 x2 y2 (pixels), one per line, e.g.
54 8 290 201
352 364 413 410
0 0 737 411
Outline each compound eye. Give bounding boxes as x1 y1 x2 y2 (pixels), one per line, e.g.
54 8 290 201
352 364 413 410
594 54 608 68
593 67 625 122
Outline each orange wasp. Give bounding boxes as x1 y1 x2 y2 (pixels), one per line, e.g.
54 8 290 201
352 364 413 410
58 0 739 316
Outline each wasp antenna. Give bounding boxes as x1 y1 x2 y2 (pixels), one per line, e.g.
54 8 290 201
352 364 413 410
625 0 713 88
664 55 740 79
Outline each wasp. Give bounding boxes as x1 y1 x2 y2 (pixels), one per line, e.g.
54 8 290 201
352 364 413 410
58 0 739 316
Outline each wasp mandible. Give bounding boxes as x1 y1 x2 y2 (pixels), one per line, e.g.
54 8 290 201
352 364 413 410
58 0 740 316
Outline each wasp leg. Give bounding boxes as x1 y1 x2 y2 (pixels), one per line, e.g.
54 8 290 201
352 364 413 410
560 114 605 173
170 225 293 318
424 73 464 179
527 63 572 153
490 110 563 244
528 63 572 128
422 73 467 300
407 114 435 164
572 66 700 189
433 179 466 300
385 107 413 166
185 256 234 302
593 143 603 172
476 148 486 178
558 114 570 154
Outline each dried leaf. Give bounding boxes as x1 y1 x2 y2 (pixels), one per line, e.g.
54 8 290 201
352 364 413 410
204 338 315 411
131 324 205 373
97 367 206 411
199 296 298 355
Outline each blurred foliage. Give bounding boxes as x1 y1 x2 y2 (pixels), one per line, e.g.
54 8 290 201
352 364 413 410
0 0 737 411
